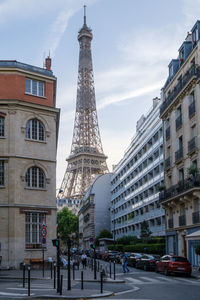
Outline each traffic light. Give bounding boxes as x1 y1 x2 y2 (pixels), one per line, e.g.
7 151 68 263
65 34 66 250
90 243 95 249
52 238 59 247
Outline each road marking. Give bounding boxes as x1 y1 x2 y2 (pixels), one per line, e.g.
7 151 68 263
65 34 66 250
114 286 140 295
174 278 197 284
140 276 160 283
126 277 144 284
156 276 173 281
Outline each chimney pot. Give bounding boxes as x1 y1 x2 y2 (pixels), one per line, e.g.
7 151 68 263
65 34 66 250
45 56 51 70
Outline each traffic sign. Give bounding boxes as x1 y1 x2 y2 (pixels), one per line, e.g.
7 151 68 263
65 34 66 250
41 226 47 237
42 237 46 244
89 237 94 242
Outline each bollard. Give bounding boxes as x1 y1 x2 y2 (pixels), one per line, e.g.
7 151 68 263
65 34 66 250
100 271 103 294
23 263 25 288
73 263 75 280
97 261 99 272
51 261 53 279
113 261 116 280
81 271 84 289
110 260 112 278
60 275 63 295
53 263 56 289
42 247 45 278
77 261 79 270
91 258 93 271
28 266 31 297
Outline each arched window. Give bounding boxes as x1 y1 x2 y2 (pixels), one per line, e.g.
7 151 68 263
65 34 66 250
0 116 5 137
26 119 45 141
25 166 45 189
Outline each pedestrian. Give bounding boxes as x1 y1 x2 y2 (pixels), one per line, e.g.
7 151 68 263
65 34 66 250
121 251 129 273
81 252 87 269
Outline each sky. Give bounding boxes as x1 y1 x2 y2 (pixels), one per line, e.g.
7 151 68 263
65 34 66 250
1 0 200 189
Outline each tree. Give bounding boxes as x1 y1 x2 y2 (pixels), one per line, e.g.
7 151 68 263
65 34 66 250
140 220 152 240
95 229 112 246
57 207 79 245
195 244 200 256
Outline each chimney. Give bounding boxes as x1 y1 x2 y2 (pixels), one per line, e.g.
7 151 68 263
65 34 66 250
153 97 160 108
45 56 51 70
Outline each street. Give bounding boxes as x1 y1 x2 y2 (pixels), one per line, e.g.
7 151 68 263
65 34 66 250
0 260 200 299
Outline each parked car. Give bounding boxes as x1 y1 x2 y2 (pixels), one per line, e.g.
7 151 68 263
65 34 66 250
156 255 192 276
104 250 120 262
136 254 160 271
127 253 142 267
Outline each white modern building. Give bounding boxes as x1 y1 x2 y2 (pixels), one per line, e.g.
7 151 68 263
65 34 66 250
111 98 165 240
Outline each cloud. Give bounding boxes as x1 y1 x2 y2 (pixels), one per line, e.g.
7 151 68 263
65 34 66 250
182 0 200 27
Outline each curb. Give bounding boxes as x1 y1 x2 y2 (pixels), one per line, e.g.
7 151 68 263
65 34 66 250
21 291 114 299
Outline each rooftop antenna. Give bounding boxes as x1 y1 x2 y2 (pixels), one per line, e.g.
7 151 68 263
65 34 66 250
84 5 86 25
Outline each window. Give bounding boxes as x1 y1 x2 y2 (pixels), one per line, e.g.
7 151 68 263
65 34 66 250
26 119 45 141
0 117 5 137
25 166 45 189
0 161 4 186
25 78 44 97
25 212 46 248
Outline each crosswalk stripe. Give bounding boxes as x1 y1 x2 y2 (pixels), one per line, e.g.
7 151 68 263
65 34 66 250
126 277 144 284
156 276 173 282
174 278 196 284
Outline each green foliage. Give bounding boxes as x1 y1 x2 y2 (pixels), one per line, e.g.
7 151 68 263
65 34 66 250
95 229 112 246
195 244 200 255
128 212 134 220
108 243 165 255
116 235 140 245
140 220 152 239
156 184 166 192
187 164 198 177
57 207 78 244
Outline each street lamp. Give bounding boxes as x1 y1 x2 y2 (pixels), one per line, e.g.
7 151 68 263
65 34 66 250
67 232 76 291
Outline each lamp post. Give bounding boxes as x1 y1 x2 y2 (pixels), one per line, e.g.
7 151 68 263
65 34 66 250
67 236 71 291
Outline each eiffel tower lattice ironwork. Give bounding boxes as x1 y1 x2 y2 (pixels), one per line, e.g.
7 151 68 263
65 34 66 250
58 7 108 201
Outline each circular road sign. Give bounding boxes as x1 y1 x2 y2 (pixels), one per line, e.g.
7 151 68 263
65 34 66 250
42 237 46 244
41 226 47 238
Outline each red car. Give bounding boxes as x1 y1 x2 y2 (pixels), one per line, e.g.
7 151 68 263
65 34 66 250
156 255 191 276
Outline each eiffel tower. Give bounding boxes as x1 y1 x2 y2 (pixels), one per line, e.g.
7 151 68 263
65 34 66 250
57 7 108 207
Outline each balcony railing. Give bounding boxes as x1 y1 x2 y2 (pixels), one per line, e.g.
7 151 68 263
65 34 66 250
175 147 183 163
164 157 171 170
160 65 200 116
188 137 198 154
192 211 200 224
189 101 196 118
159 175 200 203
179 214 186 226
176 115 182 130
165 127 170 140
168 218 174 229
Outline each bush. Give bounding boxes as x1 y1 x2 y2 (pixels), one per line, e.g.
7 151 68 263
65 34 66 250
116 236 141 245
108 243 165 256
195 244 200 255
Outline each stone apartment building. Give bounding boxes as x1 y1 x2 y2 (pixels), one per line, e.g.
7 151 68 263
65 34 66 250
111 98 165 241
160 21 200 267
0 58 60 268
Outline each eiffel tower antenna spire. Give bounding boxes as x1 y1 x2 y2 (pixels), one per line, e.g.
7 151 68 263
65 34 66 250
57 9 108 211
84 5 86 25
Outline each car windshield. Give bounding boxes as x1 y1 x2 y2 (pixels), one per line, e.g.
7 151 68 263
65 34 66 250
171 257 188 262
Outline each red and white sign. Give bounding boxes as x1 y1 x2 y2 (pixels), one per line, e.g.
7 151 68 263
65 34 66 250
41 226 47 238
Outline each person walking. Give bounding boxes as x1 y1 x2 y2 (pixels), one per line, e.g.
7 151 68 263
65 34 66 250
81 252 87 269
121 252 129 273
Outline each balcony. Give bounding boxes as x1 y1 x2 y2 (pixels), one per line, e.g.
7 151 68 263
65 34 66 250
159 175 200 203
179 214 186 226
160 65 200 117
176 115 182 130
168 218 174 229
165 127 170 140
188 137 198 154
164 157 171 170
192 211 200 224
175 147 183 163
188 101 196 118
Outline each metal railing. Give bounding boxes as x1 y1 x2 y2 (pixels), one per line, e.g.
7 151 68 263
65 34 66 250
159 175 200 203
175 147 183 162
160 65 200 116
179 214 186 226
164 157 171 170
192 211 200 224
188 137 197 154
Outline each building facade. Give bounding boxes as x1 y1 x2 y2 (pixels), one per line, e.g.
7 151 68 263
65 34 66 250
111 98 165 240
78 173 112 250
57 198 80 215
0 58 60 268
160 21 200 266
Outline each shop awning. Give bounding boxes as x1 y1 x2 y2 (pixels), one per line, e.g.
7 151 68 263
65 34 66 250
185 230 200 240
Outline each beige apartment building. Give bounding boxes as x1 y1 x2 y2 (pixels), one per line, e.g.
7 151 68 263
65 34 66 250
160 21 200 267
0 58 60 268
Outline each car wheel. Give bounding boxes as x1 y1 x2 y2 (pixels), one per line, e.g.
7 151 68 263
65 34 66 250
164 267 169 276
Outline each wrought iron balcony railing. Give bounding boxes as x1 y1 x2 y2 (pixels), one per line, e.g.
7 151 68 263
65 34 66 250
176 115 182 130
179 214 186 226
192 211 200 224
159 175 200 203
168 218 174 229
160 65 200 116
164 157 171 170
165 127 170 140
188 137 198 154
188 101 196 118
175 147 183 163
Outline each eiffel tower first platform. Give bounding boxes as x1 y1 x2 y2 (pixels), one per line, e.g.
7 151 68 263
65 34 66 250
57 7 108 212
